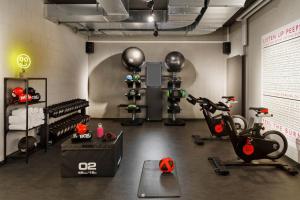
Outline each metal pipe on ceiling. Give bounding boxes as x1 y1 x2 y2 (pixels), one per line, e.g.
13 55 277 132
44 0 246 36
77 0 210 33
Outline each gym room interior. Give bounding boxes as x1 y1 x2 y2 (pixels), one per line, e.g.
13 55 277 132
1 0 300 199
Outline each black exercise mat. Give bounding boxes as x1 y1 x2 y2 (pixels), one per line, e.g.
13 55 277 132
138 160 181 198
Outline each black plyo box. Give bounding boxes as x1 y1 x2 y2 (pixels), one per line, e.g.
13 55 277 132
61 131 123 177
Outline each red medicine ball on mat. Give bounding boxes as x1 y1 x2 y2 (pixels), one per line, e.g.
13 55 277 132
159 157 175 173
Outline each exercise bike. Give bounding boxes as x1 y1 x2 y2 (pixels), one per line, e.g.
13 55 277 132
187 95 247 145
205 104 298 176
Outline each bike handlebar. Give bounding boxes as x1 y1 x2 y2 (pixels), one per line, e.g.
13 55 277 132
186 94 198 105
187 94 230 112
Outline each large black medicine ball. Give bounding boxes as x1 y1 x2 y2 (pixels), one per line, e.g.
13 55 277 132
18 136 38 153
25 87 36 95
165 51 185 72
122 47 145 72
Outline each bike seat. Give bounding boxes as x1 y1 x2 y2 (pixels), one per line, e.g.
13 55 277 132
218 102 230 109
249 107 269 114
222 96 238 103
222 96 235 100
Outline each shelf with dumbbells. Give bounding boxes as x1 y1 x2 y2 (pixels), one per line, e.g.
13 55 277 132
3 77 48 164
164 52 186 126
45 99 90 144
120 47 147 126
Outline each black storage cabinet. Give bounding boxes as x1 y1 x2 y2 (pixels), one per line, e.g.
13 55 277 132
61 131 123 177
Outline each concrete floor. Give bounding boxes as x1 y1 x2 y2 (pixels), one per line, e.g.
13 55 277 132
0 119 300 200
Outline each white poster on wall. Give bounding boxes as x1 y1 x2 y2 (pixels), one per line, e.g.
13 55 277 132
262 19 300 162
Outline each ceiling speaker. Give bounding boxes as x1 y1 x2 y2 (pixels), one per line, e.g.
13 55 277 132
223 42 231 55
86 42 94 54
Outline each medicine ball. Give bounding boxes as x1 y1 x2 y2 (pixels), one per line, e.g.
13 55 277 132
25 87 36 95
132 74 140 81
127 104 141 113
165 51 185 72
122 47 145 72
180 89 187 98
126 75 133 81
129 89 136 96
31 93 41 102
159 157 175 173
18 136 38 153
76 123 88 135
168 104 181 114
12 87 24 97
18 94 33 103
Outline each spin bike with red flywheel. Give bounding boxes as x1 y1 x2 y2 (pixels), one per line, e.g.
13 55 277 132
187 95 247 145
208 106 298 176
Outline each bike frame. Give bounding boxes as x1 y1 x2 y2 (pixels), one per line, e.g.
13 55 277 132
243 112 273 138
201 105 227 137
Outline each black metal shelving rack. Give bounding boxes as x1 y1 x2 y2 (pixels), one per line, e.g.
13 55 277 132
3 78 48 164
45 99 90 144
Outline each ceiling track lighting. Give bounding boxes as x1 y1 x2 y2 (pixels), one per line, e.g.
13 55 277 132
146 0 158 37
146 0 155 11
147 14 155 23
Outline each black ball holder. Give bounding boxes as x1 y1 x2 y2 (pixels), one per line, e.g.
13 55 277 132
122 70 144 126
164 72 185 126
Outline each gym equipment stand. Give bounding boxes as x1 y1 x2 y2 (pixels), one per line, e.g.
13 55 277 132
3 78 48 164
121 72 145 126
208 156 298 176
164 72 185 126
46 99 90 144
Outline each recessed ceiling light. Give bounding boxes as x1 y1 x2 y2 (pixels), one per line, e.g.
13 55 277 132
147 15 155 23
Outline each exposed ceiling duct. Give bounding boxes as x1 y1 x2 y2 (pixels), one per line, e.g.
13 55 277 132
168 0 204 22
44 0 247 36
209 0 248 7
45 0 129 22
98 0 129 21
44 4 106 23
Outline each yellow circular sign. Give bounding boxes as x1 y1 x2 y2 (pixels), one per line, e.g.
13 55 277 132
17 54 31 69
